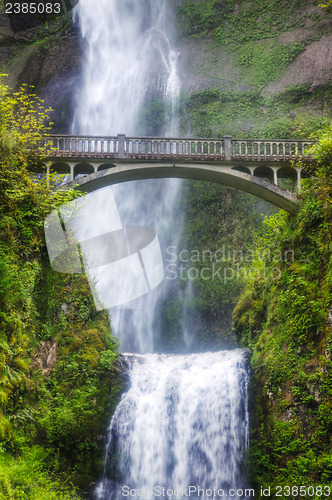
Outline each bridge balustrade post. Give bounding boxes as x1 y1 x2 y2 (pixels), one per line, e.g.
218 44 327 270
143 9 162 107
224 136 232 161
118 134 125 159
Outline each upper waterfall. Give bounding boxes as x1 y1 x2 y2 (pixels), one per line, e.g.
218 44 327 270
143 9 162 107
72 0 180 136
71 0 183 353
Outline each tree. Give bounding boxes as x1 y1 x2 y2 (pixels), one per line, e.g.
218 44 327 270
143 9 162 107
310 124 332 185
0 77 80 442
320 2 332 12
0 75 52 161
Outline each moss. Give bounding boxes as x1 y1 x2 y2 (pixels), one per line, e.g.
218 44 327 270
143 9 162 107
178 0 325 44
0 81 124 497
181 84 332 139
178 0 332 141
233 130 332 493
235 40 307 89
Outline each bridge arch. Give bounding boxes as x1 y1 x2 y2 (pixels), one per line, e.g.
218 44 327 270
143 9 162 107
98 163 117 171
232 166 251 175
74 162 94 177
254 166 274 183
37 134 316 215
48 161 71 175
65 162 299 214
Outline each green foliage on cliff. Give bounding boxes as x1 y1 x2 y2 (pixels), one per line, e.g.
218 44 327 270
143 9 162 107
0 79 123 498
0 446 82 500
178 0 332 140
233 127 332 496
182 84 332 139
235 41 306 88
157 178 276 352
178 0 323 43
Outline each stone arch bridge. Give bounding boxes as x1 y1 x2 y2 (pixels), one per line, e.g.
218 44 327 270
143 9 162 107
37 134 314 214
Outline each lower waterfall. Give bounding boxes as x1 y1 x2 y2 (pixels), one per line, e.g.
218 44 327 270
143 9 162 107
96 350 250 500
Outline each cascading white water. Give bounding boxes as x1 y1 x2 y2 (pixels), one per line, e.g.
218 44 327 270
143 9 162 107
72 0 180 136
97 350 250 500
72 1 250 498
72 0 183 353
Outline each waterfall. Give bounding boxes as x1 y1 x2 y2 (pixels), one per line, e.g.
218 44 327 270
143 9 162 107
72 0 180 136
72 0 182 353
97 351 250 500
71 1 250 498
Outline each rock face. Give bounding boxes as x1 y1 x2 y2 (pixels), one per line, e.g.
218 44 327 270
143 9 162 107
0 14 81 131
0 3 331 131
16 27 81 131
263 33 332 95
177 37 250 93
32 341 57 376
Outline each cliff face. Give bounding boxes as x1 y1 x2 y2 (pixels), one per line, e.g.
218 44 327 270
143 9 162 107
0 0 331 136
177 7 332 94
175 0 332 138
0 12 81 131
233 145 332 492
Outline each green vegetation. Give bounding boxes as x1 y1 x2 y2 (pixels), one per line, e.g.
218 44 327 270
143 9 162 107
235 41 306 88
177 0 332 139
178 0 325 43
157 182 273 352
320 1 332 12
0 78 124 497
182 84 332 139
233 126 332 497
0 446 81 500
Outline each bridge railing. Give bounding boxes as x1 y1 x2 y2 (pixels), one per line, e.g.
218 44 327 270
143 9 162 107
40 135 226 160
124 136 224 159
40 135 120 156
231 139 313 160
40 135 314 161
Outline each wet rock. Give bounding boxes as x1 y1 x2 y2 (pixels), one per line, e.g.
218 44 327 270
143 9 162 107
31 340 57 376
